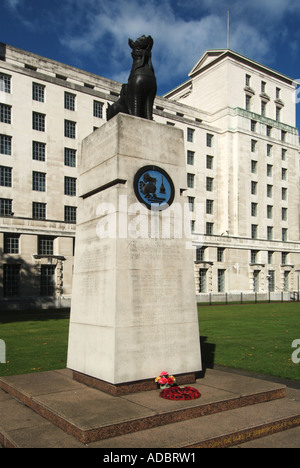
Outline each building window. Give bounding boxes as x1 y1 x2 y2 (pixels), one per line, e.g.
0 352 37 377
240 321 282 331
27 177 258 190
32 141 46 161
245 94 251 111
251 202 257 217
253 270 260 292
251 160 257 174
40 265 56 296
4 234 19 254
282 228 288 242
206 199 214 214
206 177 213 191
32 202 46 220
282 207 288 221
284 271 289 291
64 120 76 139
32 171 46 192
188 196 195 212
261 101 267 116
282 252 289 265
276 87 281 99
0 198 12 216
267 164 273 177
64 176 77 196
206 222 213 235
281 130 287 142
199 269 207 293
64 92 76 111
93 100 103 118
0 165 12 187
217 248 224 262
65 205 77 223
64 148 76 167
267 226 273 240
268 252 273 264
267 185 273 198
0 104 11 124
251 250 258 264
206 155 213 169
251 120 257 132
38 236 54 255
190 220 195 232
187 150 194 165
282 168 287 181
268 271 275 292
0 134 12 154
276 106 281 122
206 133 213 147
218 269 225 293
251 139 257 152
3 264 20 297
267 144 272 157
0 73 11 93
251 224 258 239
266 125 272 137
32 112 45 131
251 181 257 195
282 149 287 161
196 247 206 262
267 205 273 219
187 173 195 188
32 83 45 102
282 188 287 201
245 74 251 86
187 128 194 142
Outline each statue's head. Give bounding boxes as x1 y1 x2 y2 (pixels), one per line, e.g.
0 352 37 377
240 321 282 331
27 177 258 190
128 35 153 53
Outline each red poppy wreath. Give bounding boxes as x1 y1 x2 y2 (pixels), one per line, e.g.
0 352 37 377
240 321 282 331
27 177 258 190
160 385 201 400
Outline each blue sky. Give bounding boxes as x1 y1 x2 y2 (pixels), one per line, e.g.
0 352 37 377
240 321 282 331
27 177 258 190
1 0 300 127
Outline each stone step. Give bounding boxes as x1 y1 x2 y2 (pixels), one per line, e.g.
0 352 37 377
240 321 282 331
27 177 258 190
1 393 300 449
0 368 299 448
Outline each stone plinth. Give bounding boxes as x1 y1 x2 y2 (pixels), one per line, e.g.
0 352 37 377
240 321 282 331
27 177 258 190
67 113 202 386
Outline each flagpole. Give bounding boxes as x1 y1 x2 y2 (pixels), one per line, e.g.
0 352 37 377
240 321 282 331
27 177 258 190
227 9 230 49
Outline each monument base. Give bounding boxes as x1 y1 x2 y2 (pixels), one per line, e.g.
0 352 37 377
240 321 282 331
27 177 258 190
67 114 202 385
72 370 197 396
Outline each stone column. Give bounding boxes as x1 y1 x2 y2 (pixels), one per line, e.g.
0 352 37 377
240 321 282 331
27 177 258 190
67 114 202 389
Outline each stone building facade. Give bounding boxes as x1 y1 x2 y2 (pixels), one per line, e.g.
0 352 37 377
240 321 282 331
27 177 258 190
0 44 299 308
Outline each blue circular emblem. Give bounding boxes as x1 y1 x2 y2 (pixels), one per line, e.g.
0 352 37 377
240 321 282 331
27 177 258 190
134 165 175 211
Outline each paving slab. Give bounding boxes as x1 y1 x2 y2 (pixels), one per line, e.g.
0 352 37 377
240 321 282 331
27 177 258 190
0 367 298 448
85 398 300 448
233 425 300 448
0 367 286 443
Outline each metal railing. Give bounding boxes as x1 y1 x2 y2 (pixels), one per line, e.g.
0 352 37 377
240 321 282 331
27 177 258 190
197 291 299 305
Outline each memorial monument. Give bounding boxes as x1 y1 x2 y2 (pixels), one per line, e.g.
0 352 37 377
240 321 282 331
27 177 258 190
67 36 202 393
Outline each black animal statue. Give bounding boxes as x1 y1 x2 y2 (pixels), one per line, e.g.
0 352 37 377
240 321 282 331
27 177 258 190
107 35 157 121
139 173 157 198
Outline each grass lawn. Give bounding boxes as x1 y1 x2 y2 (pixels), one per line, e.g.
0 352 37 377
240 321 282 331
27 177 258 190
198 302 300 381
0 310 70 377
0 303 299 382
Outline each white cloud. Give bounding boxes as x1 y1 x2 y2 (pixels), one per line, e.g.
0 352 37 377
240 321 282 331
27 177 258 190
59 0 228 90
5 0 21 8
56 0 300 92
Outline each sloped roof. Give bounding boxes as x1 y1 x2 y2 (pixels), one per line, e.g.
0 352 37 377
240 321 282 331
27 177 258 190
188 49 294 85
188 49 227 77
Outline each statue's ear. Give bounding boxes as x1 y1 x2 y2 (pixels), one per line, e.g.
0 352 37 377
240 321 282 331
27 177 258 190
128 39 135 49
147 36 154 49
